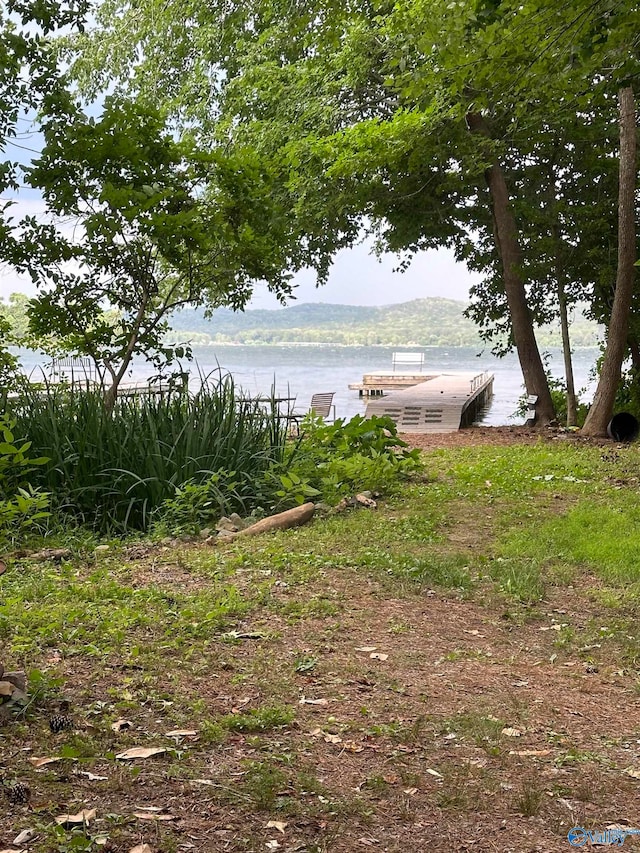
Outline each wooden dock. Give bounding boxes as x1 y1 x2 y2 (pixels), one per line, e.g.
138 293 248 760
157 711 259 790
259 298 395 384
349 372 439 397
363 371 494 433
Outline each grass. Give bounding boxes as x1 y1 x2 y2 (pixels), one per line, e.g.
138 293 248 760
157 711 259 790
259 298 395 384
8 374 290 533
4 438 640 851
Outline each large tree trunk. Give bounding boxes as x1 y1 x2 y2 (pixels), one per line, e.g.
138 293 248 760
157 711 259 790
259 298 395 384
582 86 637 437
466 112 555 424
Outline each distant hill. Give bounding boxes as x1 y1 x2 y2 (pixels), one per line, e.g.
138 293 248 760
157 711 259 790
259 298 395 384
166 298 601 348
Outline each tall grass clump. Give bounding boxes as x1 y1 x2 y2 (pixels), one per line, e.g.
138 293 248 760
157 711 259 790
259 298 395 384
8 373 290 532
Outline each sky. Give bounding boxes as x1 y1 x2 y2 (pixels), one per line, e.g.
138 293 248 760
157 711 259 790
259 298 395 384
0 187 478 310
248 242 477 309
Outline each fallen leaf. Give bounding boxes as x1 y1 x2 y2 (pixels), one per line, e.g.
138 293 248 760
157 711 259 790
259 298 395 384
55 809 96 827
623 766 640 780
299 697 329 706
426 768 443 779
355 646 377 652
323 733 342 744
1 849 25 853
13 829 36 845
509 749 551 757
115 747 167 761
28 756 62 768
383 773 399 785
501 727 523 737
266 821 288 834
75 771 108 781
403 787 418 796
0 560 6 576
343 741 364 753
265 842 280 851
134 812 177 821
129 846 154 853
369 653 388 661
463 629 484 637
111 719 133 733
165 729 197 739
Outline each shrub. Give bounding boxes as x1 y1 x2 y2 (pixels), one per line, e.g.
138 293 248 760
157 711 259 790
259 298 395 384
8 375 289 533
0 414 50 545
280 414 423 505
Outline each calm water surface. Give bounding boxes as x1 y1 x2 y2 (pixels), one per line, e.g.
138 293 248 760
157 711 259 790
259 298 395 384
15 345 600 426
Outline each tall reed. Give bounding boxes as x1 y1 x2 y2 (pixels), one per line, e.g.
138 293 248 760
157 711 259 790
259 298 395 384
8 373 290 532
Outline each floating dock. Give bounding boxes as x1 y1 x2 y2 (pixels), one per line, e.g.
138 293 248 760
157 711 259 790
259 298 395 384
361 371 494 433
349 372 440 397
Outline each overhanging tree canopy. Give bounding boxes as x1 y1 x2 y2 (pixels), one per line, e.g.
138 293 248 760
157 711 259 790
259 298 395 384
63 0 640 426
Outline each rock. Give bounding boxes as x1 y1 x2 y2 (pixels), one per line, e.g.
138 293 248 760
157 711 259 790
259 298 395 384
355 493 377 509
216 529 237 540
199 528 212 539
8 687 27 705
314 502 333 516
160 537 173 546
0 680 15 700
359 490 374 499
228 512 248 530
336 496 357 511
216 516 239 533
0 663 4 679
94 545 110 553
3 671 26 692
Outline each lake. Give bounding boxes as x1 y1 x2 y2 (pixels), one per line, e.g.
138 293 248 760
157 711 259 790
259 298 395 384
13 344 600 426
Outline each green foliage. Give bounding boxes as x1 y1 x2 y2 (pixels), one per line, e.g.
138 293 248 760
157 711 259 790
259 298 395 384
152 413 421 532
515 373 589 426
168 299 602 348
0 414 50 545
3 94 295 407
614 366 640 420
8 376 288 533
154 470 262 535
281 413 423 505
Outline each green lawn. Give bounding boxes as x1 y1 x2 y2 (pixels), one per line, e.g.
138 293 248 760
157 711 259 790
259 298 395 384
2 439 640 852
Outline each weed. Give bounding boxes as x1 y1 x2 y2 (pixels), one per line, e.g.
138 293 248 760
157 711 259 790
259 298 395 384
224 704 295 732
242 760 288 809
515 779 544 816
443 712 504 751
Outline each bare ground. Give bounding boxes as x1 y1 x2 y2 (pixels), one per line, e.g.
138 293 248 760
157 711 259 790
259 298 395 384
2 426 640 853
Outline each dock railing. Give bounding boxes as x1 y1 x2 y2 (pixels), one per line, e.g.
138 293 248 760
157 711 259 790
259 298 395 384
470 371 491 393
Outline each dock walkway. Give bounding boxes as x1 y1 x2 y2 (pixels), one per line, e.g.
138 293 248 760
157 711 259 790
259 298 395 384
363 371 494 433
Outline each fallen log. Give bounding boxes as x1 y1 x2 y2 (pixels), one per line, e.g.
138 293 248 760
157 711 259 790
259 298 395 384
207 502 315 544
18 548 72 562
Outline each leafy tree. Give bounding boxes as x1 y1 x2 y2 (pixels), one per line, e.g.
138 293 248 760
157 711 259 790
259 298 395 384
0 0 88 389
2 96 294 410
581 86 637 436
63 0 639 427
